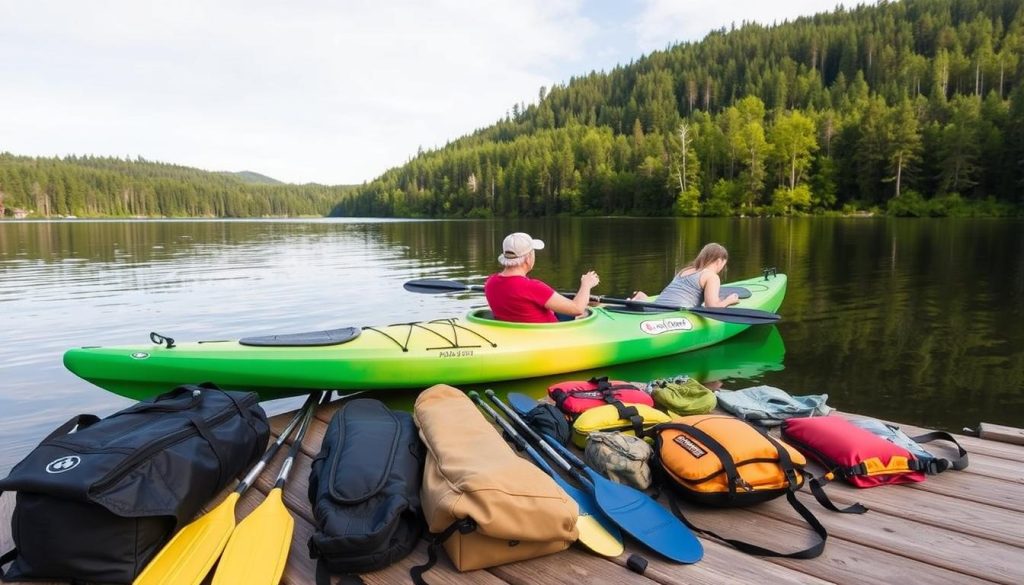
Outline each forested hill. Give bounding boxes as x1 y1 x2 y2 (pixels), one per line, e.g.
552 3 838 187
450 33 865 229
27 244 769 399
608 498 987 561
0 154 347 218
334 0 1024 218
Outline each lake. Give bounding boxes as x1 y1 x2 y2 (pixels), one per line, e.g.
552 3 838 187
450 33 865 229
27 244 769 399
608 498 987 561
1 217 1022 474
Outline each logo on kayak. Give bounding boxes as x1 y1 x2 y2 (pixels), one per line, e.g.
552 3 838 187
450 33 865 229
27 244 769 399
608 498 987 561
45 456 81 474
130 352 150 359
640 318 692 335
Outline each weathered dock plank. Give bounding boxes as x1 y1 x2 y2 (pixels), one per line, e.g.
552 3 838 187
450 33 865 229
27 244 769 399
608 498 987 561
821 480 1024 548
667 499 991 585
979 422 1024 446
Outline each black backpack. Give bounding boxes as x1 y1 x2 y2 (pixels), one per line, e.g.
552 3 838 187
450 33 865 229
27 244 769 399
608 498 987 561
308 398 425 584
0 383 269 584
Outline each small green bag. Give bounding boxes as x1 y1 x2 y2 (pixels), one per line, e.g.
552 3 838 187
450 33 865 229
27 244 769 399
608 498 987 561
584 431 653 489
650 377 716 416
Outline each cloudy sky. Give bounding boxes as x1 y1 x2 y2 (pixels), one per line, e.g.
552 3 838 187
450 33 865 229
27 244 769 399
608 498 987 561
0 0 848 185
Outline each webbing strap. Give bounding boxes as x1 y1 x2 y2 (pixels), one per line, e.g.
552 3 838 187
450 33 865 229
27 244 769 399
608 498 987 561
410 518 476 585
658 423 743 497
187 413 227 491
42 414 101 442
807 475 868 513
657 423 832 557
911 431 969 473
0 544 16 580
668 489 829 558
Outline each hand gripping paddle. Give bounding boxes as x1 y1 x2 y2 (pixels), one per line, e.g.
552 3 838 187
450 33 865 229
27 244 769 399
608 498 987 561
494 391 703 564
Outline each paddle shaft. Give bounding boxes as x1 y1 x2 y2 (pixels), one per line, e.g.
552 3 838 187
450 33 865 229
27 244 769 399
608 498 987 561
274 392 321 488
494 393 704 564
403 278 778 323
236 392 318 494
483 390 592 487
469 391 626 557
467 391 557 477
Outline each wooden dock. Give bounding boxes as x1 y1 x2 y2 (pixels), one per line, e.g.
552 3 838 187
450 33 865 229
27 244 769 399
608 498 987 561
3 395 1023 585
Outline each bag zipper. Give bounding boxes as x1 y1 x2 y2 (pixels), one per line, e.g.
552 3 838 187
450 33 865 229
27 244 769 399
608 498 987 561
90 392 256 493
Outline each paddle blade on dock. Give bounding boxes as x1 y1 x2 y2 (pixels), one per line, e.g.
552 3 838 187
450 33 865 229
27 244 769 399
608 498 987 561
576 513 625 557
212 489 294 585
133 492 239 585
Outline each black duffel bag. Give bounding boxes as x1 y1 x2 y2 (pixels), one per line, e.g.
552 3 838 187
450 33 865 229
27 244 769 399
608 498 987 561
308 398 425 584
0 383 269 584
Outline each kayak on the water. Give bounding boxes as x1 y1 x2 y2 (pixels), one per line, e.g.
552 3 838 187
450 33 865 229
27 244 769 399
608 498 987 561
63 273 786 400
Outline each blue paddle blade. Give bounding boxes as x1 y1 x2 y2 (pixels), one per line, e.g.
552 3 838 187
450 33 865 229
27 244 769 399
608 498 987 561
583 466 702 563
507 392 541 416
542 463 624 555
542 430 704 564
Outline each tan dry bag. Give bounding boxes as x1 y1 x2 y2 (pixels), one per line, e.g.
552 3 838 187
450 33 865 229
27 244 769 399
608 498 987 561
411 385 578 581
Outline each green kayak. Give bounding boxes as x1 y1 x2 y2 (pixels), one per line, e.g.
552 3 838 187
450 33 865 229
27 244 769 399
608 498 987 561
63 273 786 400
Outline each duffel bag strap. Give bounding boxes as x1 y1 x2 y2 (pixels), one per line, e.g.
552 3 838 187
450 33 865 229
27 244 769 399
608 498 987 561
198 381 257 423
911 431 969 473
42 414 101 441
0 545 16 580
187 413 228 489
409 518 477 585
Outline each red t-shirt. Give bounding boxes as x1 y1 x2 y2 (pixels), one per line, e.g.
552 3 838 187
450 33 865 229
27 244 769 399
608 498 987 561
484 274 557 323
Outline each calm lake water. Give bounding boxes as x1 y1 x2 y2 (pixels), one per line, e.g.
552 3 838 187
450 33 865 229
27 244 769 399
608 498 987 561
1 217 1022 474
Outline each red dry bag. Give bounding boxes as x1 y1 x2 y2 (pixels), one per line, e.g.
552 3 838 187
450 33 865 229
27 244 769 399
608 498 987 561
548 376 653 417
782 416 926 488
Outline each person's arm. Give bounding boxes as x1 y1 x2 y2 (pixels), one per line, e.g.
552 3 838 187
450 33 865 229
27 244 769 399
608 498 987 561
702 272 739 308
545 270 600 316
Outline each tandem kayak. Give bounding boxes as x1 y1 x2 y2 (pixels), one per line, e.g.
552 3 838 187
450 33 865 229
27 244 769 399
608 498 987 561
63 273 786 400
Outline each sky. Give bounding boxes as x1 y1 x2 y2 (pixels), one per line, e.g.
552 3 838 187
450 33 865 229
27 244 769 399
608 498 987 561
0 0 851 185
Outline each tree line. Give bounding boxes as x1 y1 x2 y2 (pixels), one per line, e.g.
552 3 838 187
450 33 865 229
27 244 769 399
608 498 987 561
334 0 1024 218
0 154 346 218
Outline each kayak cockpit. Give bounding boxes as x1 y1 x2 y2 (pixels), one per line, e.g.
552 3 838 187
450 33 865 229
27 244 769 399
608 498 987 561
465 307 597 326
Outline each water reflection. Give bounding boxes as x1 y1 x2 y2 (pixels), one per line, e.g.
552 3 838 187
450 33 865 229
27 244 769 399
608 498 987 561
1 218 1022 475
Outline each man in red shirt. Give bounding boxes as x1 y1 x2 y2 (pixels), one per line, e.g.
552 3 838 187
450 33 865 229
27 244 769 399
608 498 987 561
484 232 600 323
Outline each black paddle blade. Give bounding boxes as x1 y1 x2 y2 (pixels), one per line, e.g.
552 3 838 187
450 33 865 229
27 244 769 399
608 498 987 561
687 305 780 324
403 278 474 294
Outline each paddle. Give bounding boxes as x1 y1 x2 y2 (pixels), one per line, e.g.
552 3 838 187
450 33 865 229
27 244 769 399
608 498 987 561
403 278 779 325
212 392 323 585
486 390 703 564
133 392 320 585
507 392 546 418
467 391 624 557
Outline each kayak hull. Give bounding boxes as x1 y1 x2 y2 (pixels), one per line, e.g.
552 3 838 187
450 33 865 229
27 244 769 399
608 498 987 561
64 274 786 400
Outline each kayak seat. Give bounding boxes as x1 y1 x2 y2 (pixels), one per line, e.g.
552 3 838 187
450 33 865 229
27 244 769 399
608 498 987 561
239 327 361 347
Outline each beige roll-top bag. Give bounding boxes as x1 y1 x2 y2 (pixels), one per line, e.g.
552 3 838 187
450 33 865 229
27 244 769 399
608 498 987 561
412 384 578 579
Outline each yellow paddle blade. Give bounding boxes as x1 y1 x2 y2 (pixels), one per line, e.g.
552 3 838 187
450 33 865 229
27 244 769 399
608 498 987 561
133 492 239 585
211 489 294 585
575 513 624 557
